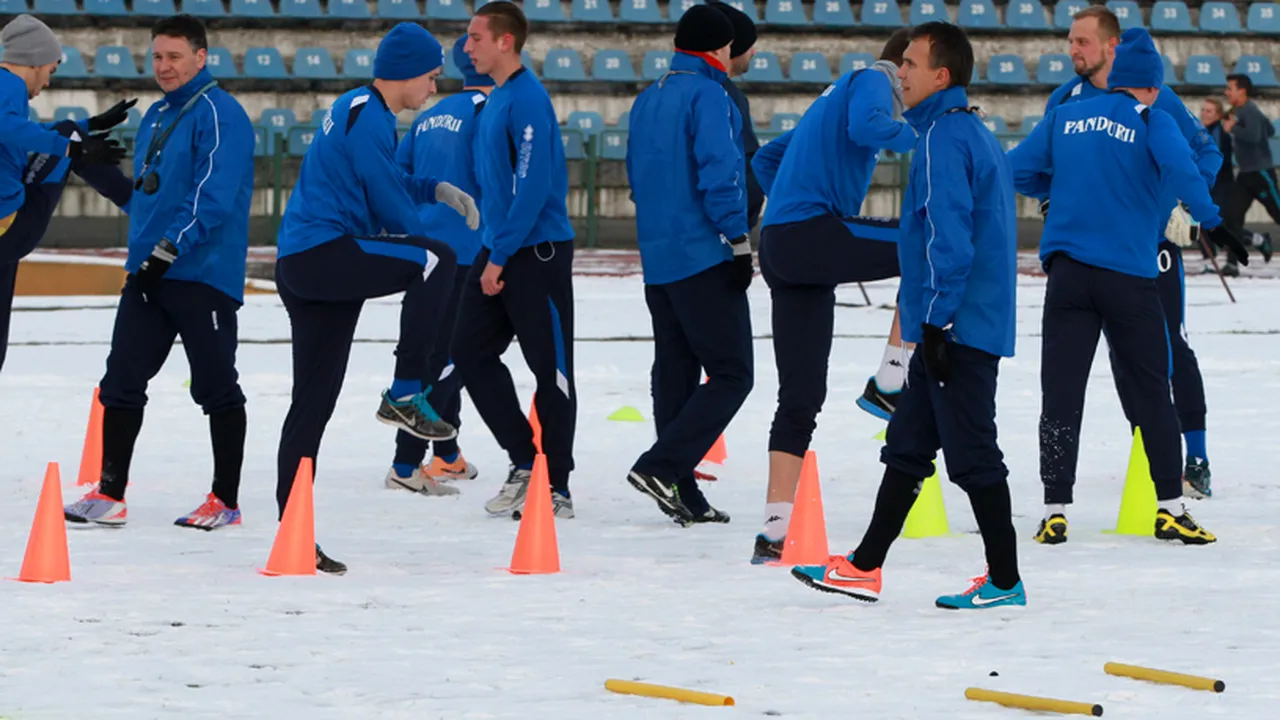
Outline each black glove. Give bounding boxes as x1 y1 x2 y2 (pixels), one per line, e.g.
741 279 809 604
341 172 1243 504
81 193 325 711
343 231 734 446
69 132 127 167
1038 198 1050 219
1207 224 1250 266
88 98 138 132
135 239 178 301
729 235 753 291
921 323 951 385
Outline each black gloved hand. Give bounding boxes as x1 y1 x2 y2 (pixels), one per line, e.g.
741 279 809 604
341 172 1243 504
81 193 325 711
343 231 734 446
135 239 178 301
69 132 127 167
921 323 951 385
1207 224 1250 266
729 235 753 292
88 98 138 132
1038 198 1050 219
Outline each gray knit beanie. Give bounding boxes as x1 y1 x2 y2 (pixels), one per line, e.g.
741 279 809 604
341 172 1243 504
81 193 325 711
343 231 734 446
2 15 63 67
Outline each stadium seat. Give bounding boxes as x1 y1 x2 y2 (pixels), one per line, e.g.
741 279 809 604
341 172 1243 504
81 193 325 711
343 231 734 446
592 50 637 82
861 0 902 26
230 0 274 16
744 51 785 82
258 109 297 145
1150 1 1192 32
619 0 663 23
1183 55 1226 86
766 0 808 25
286 126 316 158
790 52 832 84
522 51 537 76
1247 2 1280 33
542 49 587 81
958 0 999 29
1199 2 1241 33
1162 54 1179 85
839 52 875 74
1036 53 1072 84
294 47 338 79
310 108 330 125
982 115 1008 134
1005 0 1048 30
59 46 88 79
205 47 238 79
344 49 375 79
279 0 322 17
719 0 760 22
243 48 288 79
909 0 947 25
132 0 175 14
1234 56 1280 88
561 129 585 161
567 111 604 136
0 0 28 14
617 110 630 128
182 0 224 16
524 0 566 21
377 0 421 17
94 46 139 78
669 0 697 22
572 0 614 21
443 47 463 80
329 0 370 18
970 64 984 85
986 55 1029 85
28 107 40 122
1104 2 1142 30
1054 0 1088 28
84 0 128 16
1021 115 1042 132
53 106 89 124
31 0 76 14
123 107 142 128
813 0 855 27
641 51 673 81
253 126 267 158
599 129 627 160
769 113 801 132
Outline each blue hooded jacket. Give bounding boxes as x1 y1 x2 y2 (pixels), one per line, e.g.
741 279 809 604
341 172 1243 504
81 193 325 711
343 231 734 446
127 69 255 302
753 63 915 227
472 67 574 267
899 86 1017 358
397 90 488 266
1008 90 1221 279
0 69 75 222
626 52 748 285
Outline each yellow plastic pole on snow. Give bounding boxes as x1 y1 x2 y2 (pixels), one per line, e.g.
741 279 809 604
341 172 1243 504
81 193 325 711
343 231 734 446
965 687 1103 716
605 679 735 706
1104 662 1225 692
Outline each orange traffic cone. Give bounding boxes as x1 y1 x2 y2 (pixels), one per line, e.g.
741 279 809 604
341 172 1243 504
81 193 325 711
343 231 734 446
76 388 104 486
260 458 316 576
703 434 727 465
779 450 830 565
12 462 71 583
508 454 560 574
529 394 543 455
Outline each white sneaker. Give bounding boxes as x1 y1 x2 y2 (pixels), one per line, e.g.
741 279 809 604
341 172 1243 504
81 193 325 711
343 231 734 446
552 491 575 519
384 467 460 496
485 465 531 516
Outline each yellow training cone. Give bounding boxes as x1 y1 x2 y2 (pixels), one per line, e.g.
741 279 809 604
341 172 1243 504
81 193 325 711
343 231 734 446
902 464 949 539
1111 428 1157 536
607 406 645 422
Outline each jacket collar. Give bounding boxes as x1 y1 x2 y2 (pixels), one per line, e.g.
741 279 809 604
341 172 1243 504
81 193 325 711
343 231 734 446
904 85 969 131
670 52 728 83
163 68 215 106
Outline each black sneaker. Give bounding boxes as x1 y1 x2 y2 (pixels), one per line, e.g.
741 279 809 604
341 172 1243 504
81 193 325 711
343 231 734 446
1258 232 1273 263
751 534 784 564
678 506 731 527
626 470 694 523
1034 514 1068 544
855 377 898 421
1183 457 1212 499
375 389 457 441
316 544 347 575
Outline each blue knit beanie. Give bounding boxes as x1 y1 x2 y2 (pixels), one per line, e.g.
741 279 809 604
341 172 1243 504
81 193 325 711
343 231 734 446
1108 27 1163 90
374 23 444 81
452 35 493 88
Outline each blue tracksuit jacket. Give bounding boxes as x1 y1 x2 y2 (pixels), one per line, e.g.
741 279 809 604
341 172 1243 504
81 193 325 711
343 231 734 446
626 52 749 285
396 91 487 267
1009 90 1222 279
472 68 574 267
899 86 1018 358
0 69 74 222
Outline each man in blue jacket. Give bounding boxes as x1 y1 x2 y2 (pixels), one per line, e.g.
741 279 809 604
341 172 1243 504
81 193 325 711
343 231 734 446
792 22 1025 610
1009 28 1250 547
624 5 751 526
459 2 578 519
746 29 913 563
386 36 493 496
62 15 255 534
275 23 478 572
708 1 763 233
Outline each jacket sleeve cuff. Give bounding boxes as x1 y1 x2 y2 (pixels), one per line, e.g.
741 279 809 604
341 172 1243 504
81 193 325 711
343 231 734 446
487 249 509 267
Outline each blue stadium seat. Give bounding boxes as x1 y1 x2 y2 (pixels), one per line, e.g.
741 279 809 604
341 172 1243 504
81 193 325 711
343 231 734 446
567 111 604 136
524 0 566 21
561 129 585 160
1199 2 1241 33
986 55 1029 85
0 0 28 14
970 64 984 85
1054 0 1087 28
243 48 288 79
84 0 128 15
1150 1 1192 32
443 47 463 80
1036 53 1072 84
813 0 854 26
258 108 297 148
1105 2 1142 29
94 47 139 78
522 51 537 76
909 0 947 25
543 49 587 81
294 47 338 79
982 115 1008 134
329 0 370 18
123 107 142 128
183 0 224 16
1005 0 1047 30
572 0 614 21
32 0 76 14
1021 115 1042 133
719 0 760 22
839 52 875 75
1162 54 1179 85
279 0 322 17
310 108 330 125
253 126 267 158
28 107 40 122
766 0 808 25
133 0 175 14
1184 55 1226 86
861 0 902 26
287 126 316 158
344 49 375 79
378 0 421 17
1247 2 1280 33
617 110 630 128
668 0 697 22
53 106 89 124
592 50 636 82
619 0 662 23
231 0 274 16
1235 56 1280 87
205 47 238 78
958 0 999 28
769 113 801 133
744 51 785 82
599 129 627 160
790 52 832 84
59 46 88 79
641 51 673 81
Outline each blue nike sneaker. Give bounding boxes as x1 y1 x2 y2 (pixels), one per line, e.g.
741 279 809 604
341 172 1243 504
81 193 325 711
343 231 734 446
855 377 898 421
935 573 1026 610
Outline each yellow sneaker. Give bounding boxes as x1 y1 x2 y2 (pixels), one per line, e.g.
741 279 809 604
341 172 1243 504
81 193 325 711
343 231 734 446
422 454 479 481
1155 509 1216 545
1034 514 1067 544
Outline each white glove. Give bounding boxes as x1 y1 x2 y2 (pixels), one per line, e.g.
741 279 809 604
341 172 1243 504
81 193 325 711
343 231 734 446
1165 203 1196 248
435 181 480 231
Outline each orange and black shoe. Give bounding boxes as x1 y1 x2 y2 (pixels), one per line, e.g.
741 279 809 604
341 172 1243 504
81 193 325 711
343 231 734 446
791 553 882 603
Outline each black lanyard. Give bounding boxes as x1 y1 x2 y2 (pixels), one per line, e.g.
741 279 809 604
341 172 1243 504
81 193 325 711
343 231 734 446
140 80 218 173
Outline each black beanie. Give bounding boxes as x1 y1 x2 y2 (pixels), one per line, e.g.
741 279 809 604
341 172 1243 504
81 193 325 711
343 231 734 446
709 1 757 59
675 4 736 53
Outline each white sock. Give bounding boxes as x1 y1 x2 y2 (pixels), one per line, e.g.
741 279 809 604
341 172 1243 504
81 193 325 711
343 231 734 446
762 502 792 541
874 344 910 392
1158 498 1185 516
1045 503 1066 519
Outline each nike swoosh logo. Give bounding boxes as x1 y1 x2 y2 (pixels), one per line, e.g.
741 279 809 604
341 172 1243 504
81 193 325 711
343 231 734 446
971 593 1020 606
828 570 876 583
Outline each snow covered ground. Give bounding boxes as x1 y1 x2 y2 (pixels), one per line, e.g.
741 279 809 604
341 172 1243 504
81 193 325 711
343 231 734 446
2 270 1278 719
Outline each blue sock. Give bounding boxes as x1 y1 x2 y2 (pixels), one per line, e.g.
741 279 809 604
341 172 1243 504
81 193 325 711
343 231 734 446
1184 430 1207 462
437 451 459 464
517 461 533 471
393 462 416 479
389 378 422 400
